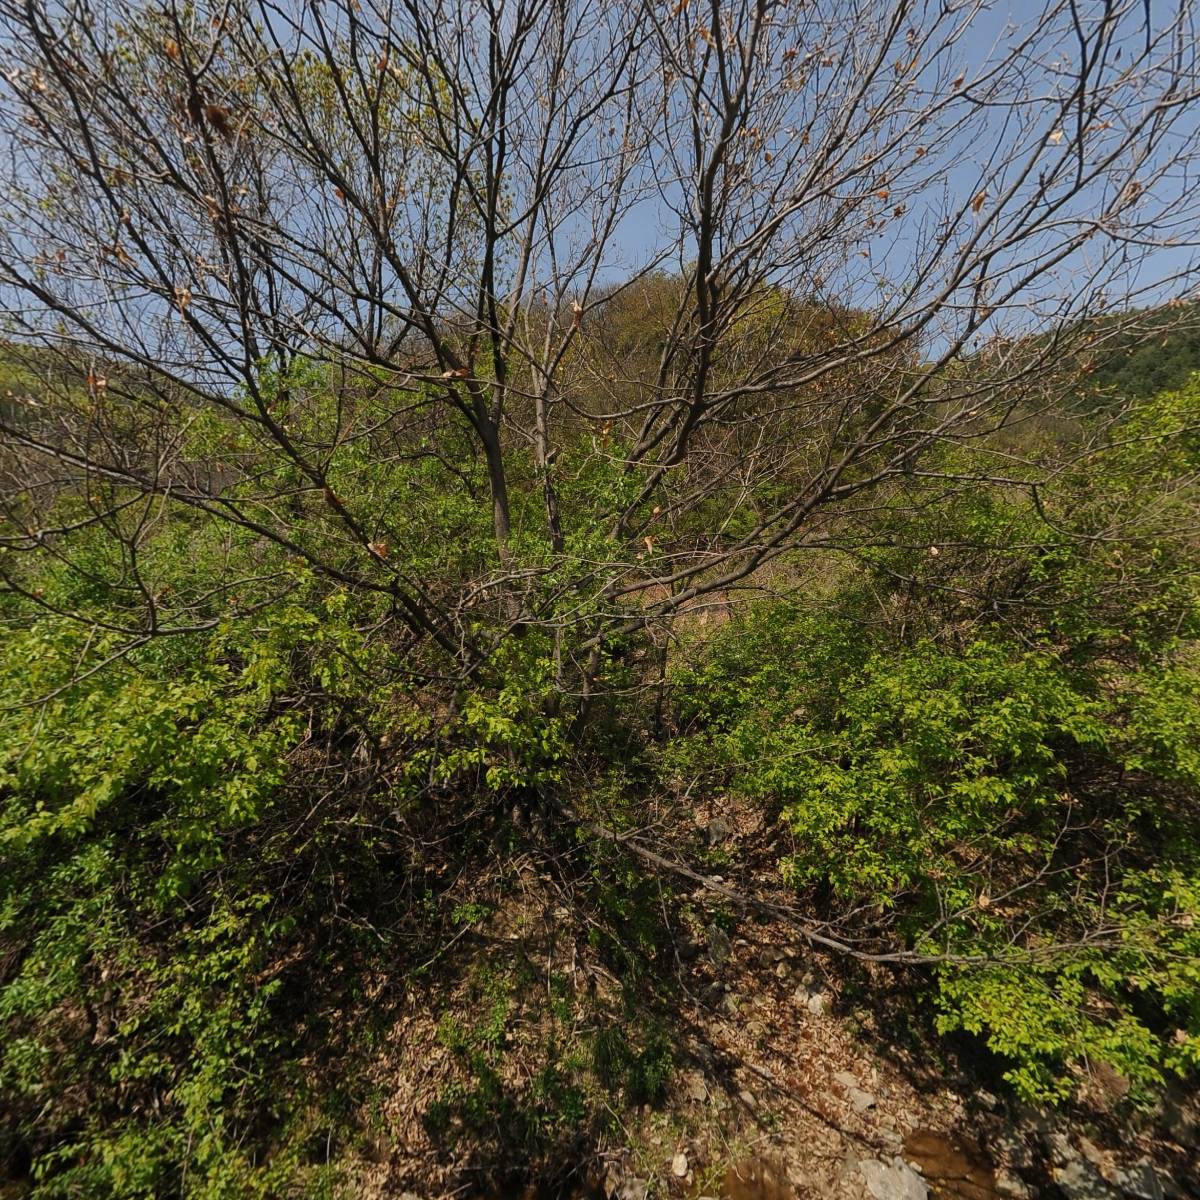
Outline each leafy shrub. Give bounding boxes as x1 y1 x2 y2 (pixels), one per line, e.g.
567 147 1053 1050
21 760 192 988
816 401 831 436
670 380 1200 1101
0 520 582 1196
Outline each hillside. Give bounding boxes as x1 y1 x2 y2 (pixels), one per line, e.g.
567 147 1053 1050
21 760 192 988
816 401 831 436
3 1 1200 1196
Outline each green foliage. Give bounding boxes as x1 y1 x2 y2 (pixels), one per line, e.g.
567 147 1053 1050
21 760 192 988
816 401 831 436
0 542 571 1194
677 607 1199 1100
1083 303 1200 403
671 378 1200 1102
590 1020 673 1106
425 961 599 1160
2 344 1199 1199
0 591 348 1194
0 621 300 858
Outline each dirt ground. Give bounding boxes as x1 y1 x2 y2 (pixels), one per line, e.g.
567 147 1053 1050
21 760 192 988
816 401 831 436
329 804 1199 1200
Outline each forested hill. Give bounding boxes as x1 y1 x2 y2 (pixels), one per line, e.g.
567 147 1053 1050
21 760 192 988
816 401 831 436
1083 303 1200 402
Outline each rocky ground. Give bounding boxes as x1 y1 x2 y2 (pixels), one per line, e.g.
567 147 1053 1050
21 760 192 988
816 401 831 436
336 832 1199 1200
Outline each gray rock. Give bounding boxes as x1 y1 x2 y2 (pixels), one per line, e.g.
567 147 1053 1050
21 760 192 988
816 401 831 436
839 1149 861 1183
877 1127 904 1154
1114 1159 1164 1200
1016 1102 1065 1143
706 818 730 845
1162 1095 1199 1149
989 1129 1036 1170
859 1157 928 1200
1047 1130 1078 1165
995 1168 1034 1198
1052 1159 1119 1200
832 1070 875 1111
707 924 732 965
806 990 831 1016
792 980 831 1013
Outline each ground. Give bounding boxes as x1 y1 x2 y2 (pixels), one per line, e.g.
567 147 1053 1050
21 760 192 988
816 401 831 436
322 795 1199 1200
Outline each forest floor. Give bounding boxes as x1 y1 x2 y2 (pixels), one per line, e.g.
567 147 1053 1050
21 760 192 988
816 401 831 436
330 794 1199 1200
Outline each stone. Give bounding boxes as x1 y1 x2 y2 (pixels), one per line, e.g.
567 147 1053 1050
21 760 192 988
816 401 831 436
672 1153 689 1178
989 1130 1036 1171
903 1128 998 1200
1015 1103 1063 1143
707 924 732 966
1046 1130 1077 1165
1052 1159 1119 1200
806 990 831 1016
706 818 730 845
859 1157 929 1200
1114 1159 1164 1200
617 1180 648 1200
1162 1094 1199 1149
832 1070 876 1112
840 1148 861 1180
995 1168 1034 1198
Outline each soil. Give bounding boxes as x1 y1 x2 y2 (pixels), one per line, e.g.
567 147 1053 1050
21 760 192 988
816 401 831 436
329 797 1199 1200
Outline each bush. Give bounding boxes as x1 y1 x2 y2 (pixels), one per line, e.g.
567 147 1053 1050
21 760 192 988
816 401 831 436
669 380 1200 1100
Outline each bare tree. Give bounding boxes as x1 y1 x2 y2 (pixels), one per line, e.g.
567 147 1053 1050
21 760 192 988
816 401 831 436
1 0 1198 692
